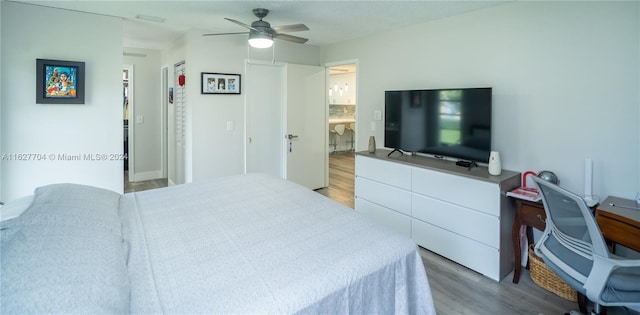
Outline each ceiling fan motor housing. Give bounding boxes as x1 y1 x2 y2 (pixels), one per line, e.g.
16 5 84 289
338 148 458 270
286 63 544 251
253 8 269 19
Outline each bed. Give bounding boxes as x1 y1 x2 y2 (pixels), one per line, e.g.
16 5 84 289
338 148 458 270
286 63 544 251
1 173 435 314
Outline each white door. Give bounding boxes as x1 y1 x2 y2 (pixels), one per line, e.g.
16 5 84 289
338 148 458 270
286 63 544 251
246 62 326 190
285 64 326 189
246 62 284 177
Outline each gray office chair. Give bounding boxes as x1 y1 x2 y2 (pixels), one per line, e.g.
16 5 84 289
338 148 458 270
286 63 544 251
532 176 640 315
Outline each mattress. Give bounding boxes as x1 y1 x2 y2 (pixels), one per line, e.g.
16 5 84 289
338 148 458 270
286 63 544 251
1 173 435 314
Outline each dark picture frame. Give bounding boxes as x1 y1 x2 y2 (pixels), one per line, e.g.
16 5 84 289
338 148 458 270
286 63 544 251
36 59 85 104
201 72 241 95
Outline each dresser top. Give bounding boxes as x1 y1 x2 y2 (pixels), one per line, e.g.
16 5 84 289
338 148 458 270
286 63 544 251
357 149 520 185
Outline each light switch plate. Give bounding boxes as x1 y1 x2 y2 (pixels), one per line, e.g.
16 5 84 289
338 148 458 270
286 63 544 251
226 121 234 131
136 115 144 124
374 110 382 121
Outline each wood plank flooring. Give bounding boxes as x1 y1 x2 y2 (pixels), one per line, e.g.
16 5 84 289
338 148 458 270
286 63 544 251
124 171 168 193
314 151 355 208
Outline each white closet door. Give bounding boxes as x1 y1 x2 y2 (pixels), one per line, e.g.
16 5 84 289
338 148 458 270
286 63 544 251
245 62 284 178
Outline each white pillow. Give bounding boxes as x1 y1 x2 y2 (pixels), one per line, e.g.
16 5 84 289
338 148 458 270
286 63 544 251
0 196 33 221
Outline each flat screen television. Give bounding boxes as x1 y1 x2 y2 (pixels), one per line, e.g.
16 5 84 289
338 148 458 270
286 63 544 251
384 87 492 163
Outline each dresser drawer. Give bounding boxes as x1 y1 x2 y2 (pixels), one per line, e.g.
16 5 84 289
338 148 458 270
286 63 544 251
354 151 518 282
356 177 411 215
412 167 500 216
355 198 411 238
412 193 499 248
355 155 411 190
412 219 500 281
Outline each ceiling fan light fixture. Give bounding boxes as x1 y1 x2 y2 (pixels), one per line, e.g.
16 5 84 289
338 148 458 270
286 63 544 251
248 32 273 48
207 9 308 46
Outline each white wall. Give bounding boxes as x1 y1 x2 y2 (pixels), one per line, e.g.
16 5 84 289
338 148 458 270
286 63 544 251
124 48 162 181
1 2 123 201
162 30 322 182
185 32 246 182
323 1 639 200
0 0 3 202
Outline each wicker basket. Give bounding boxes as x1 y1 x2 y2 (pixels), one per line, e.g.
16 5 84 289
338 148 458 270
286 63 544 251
528 244 578 301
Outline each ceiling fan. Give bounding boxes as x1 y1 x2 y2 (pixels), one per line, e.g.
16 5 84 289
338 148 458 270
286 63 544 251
203 8 309 48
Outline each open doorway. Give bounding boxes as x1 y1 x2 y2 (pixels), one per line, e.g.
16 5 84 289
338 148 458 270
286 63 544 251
123 66 133 185
319 62 357 208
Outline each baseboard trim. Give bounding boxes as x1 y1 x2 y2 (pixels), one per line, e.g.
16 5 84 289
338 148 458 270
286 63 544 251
130 170 162 182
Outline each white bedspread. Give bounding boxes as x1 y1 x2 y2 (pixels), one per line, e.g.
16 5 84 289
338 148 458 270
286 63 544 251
125 173 435 314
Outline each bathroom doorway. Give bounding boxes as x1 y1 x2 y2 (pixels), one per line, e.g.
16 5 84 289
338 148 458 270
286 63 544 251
321 62 357 208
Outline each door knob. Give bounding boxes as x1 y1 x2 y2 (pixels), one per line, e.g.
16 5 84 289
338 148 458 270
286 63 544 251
286 134 299 140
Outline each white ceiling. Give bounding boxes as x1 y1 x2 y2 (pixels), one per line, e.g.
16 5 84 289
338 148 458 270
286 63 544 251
13 0 510 50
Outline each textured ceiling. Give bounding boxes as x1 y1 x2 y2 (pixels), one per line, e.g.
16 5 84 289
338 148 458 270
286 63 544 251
13 0 509 50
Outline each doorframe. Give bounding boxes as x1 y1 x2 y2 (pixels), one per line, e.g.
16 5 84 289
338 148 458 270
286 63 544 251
323 59 359 184
124 64 135 182
161 66 169 179
173 61 186 185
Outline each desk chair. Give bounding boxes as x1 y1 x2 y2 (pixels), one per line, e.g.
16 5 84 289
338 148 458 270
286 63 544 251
532 176 640 315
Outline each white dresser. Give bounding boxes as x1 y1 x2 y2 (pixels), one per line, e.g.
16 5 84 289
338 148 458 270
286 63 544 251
355 150 520 281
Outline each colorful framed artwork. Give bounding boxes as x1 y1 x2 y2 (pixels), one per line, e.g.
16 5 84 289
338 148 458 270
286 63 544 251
36 59 85 104
201 72 241 95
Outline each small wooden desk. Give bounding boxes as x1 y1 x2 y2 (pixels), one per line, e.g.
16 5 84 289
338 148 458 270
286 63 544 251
596 196 640 252
511 199 546 284
511 196 639 315
511 196 640 284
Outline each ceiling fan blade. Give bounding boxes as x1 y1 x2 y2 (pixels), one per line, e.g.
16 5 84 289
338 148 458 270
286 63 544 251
273 33 308 44
203 32 248 36
224 18 257 31
271 24 309 33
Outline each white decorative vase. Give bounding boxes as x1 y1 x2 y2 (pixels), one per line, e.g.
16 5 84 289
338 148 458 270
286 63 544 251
488 151 502 176
368 136 376 153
